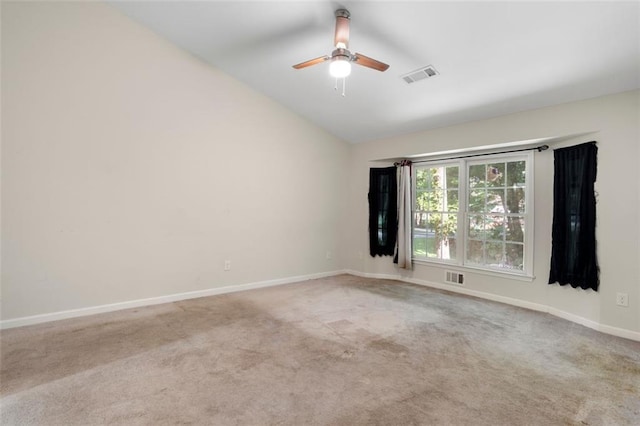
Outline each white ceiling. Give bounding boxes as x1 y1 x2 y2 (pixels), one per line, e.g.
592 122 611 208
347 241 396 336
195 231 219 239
109 1 640 144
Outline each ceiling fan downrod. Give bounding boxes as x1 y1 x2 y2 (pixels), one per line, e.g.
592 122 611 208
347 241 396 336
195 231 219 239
333 9 350 49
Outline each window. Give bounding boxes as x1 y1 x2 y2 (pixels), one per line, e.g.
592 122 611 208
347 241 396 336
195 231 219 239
412 152 533 276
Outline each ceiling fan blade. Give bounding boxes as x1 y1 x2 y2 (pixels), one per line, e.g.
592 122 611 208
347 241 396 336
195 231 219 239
354 53 390 72
292 55 330 69
334 9 350 48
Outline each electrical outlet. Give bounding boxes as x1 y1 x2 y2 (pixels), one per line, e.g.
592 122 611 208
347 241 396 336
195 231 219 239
616 293 628 307
326 251 332 260
224 260 231 271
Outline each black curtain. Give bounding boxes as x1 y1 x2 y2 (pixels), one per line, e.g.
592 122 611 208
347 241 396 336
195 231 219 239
368 167 397 257
549 142 599 291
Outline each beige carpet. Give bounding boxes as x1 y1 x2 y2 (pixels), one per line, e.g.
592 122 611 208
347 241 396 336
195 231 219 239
1 274 639 425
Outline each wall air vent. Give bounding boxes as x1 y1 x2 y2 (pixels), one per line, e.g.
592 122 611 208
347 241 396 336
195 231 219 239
445 271 464 285
401 65 439 84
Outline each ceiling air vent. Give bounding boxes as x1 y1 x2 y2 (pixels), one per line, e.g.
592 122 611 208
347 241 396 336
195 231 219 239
401 65 439 84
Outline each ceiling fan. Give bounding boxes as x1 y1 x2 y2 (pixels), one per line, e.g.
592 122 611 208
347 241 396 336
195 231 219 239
292 9 389 94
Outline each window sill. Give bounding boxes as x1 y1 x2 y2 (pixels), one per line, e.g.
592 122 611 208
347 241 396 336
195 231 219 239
411 259 535 282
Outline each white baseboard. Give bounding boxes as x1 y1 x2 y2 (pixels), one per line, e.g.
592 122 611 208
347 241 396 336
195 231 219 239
0 270 348 330
546 307 640 341
345 269 640 342
4 269 639 342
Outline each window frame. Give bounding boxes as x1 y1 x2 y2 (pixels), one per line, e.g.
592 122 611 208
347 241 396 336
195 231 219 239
411 151 535 279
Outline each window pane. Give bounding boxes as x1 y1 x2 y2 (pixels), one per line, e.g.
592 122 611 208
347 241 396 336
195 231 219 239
441 213 457 237
426 235 437 258
487 189 505 213
413 230 427 257
440 214 457 261
414 212 427 228
506 161 526 187
426 213 440 258
427 167 440 189
467 240 484 264
505 217 525 243
468 215 484 239
506 188 525 213
431 190 444 211
427 213 441 234
469 165 486 187
446 166 459 187
469 189 486 213
416 168 428 189
505 243 524 270
415 190 429 211
486 241 504 266
447 237 457 261
446 190 459 212
487 163 505 187
486 215 505 241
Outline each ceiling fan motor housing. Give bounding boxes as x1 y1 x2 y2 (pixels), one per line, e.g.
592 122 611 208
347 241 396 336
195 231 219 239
331 48 353 62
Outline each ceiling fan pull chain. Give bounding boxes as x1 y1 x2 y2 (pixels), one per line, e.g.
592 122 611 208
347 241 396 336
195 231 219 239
334 77 338 91
342 77 346 97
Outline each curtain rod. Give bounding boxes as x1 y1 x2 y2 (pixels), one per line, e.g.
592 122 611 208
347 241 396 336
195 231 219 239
396 144 549 166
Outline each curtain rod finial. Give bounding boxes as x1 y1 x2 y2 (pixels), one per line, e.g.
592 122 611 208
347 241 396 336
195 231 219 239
538 145 549 152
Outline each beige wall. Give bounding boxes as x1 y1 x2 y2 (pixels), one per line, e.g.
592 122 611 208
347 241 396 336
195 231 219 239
346 90 640 335
1 2 349 320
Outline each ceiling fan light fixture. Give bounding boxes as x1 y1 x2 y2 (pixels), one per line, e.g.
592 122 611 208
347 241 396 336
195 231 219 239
329 58 351 78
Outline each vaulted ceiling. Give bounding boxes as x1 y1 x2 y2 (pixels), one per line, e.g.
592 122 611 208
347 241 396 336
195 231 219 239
110 1 640 144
